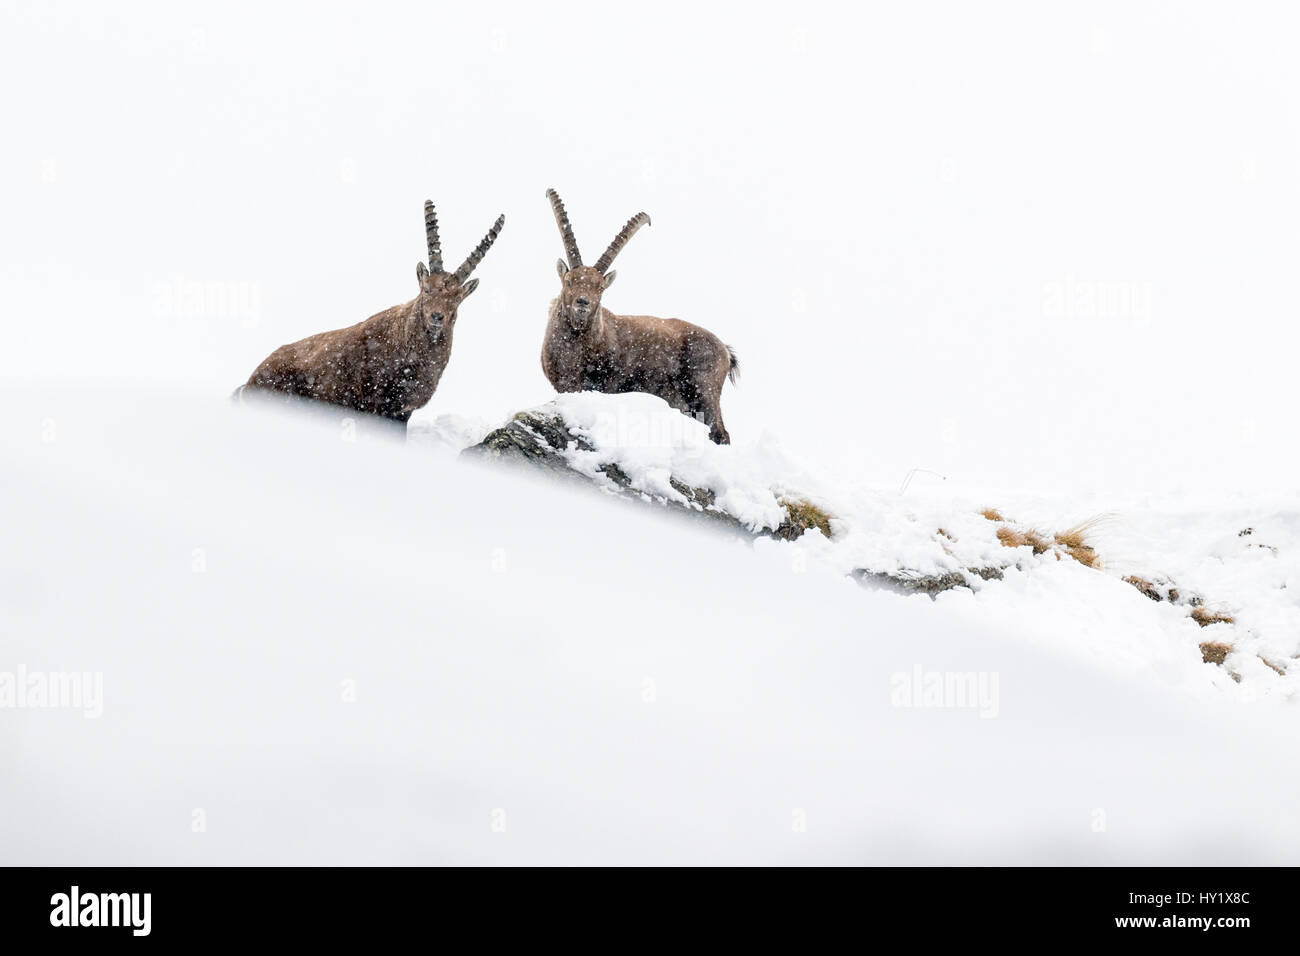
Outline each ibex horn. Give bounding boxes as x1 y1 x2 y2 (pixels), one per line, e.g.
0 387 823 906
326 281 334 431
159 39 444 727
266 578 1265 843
424 200 443 274
454 214 506 283
546 188 583 268
594 211 651 274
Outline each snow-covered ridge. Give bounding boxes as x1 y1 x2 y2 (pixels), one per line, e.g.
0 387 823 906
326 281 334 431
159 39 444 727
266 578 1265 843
449 392 1300 702
5 383 1299 864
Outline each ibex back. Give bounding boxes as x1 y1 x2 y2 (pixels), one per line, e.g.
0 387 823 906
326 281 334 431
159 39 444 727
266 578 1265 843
241 201 504 426
541 189 738 444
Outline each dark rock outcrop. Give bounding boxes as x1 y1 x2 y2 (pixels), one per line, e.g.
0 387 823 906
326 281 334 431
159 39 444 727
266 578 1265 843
464 407 1009 598
462 411 594 482
463 410 755 537
852 565 1005 597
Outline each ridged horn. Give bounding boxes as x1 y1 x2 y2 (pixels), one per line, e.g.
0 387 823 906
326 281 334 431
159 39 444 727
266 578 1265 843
424 200 443 274
594 211 651 274
546 188 583 268
454 214 506 283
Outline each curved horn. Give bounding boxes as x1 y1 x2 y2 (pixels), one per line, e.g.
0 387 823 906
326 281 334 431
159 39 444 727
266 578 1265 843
454 214 506 283
594 211 651 274
424 200 443 274
546 188 583 268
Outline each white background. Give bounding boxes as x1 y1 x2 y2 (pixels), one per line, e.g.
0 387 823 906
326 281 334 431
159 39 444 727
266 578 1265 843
3 0 1296 497
3 1 1300 866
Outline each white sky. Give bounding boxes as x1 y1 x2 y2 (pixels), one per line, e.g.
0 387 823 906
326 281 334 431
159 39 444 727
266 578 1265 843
2 0 1297 497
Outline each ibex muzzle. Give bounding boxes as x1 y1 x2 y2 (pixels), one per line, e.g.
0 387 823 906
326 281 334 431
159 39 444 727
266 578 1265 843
240 201 504 426
541 188 738 444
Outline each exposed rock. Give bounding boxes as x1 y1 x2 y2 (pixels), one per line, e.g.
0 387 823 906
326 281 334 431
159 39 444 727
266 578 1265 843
462 411 593 482
462 404 1289 690
1123 575 1183 604
852 565 1005 598
467 407 1014 598
772 498 833 541
1125 575 1163 602
463 410 755 538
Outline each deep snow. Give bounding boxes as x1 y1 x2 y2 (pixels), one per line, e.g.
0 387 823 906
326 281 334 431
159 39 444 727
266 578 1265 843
422 392 1300 703
3 386 1298 864
3 0 1299 865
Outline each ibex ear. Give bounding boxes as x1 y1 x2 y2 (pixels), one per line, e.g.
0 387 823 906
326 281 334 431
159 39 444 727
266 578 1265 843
460 277 479 298
416 261 428 282
556 259 569 278
603 270 617 289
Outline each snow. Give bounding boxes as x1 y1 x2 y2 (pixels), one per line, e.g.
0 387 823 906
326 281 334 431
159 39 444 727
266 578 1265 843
551 391 798 532
3 1 1300 865
3 385 1299 864
407 412 496 458
518 392 1299 704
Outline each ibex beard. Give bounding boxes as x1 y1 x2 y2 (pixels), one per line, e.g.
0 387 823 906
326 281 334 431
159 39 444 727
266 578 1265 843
541 188 738 445
240 201 504 427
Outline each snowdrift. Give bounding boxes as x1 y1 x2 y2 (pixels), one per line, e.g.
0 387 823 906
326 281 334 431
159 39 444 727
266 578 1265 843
2 384 1298 864
459 393 1300 701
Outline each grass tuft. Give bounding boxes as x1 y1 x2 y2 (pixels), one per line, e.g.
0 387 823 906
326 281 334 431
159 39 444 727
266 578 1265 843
996 515 1107 568
1054 516 1111 569
1191 606 1235 627
1199 641 1233 665
1124 575 1163 601
774 498 833 541
996 525 1053 555
980 508 1005 521
1260 656 1287 676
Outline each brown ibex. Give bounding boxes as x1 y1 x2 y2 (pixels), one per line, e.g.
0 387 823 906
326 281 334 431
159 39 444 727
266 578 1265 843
541 189 738 444
240 201 504 426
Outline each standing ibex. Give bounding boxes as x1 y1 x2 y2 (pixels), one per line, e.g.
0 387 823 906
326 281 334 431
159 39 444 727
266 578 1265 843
541 189 738 444
240 201 504 426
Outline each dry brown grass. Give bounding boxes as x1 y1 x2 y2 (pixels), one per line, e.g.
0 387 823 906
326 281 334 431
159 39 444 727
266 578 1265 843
996 525 1052 555
937 528 955 541
1199 641 1233 665
1054 516 1110 569
1054 534 1100 568
995 515 1107 569
1124 575 1162 601
776 498 833 540
1123 574 1185 604
1260 656 1287 676
1191 606 1235 627
980 508 1005 521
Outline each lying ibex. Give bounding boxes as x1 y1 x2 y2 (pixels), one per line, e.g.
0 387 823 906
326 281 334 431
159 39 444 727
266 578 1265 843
541 189 738 444
240 201 504 426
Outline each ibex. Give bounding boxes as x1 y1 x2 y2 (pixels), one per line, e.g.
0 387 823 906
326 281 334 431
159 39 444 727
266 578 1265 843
541 189 738 444
240 201 504 426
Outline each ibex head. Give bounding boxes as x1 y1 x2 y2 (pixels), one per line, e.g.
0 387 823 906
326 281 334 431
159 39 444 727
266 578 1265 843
546 188 650 331
413 200 505 341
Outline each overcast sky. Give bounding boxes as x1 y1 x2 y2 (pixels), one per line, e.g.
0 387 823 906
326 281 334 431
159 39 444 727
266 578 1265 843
2 1 1296 498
